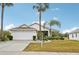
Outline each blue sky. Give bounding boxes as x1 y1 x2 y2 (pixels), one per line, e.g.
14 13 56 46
0 3 79 32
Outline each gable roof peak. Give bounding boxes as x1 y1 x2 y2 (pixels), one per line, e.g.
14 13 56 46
19 24 28 28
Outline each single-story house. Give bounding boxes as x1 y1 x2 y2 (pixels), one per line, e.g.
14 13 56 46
69 29 79 40
10 23 50 40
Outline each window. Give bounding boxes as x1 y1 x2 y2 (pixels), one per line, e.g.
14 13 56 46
76 33 77 38
72 34 74 38
72 33 77 38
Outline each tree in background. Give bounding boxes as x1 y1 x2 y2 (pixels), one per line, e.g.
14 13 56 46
63 33 69 39
52 29 60 37
48 20 61 36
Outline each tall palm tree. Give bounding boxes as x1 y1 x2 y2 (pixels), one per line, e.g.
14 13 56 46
33 3 49 39
48 20 61 36
0 3 13 41
33 3 49 47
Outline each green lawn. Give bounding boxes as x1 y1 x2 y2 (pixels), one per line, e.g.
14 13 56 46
23 40 79 52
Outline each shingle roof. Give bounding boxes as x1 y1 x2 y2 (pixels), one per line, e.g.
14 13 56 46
70 29 79 33
10 24 37 31
30 23 49 30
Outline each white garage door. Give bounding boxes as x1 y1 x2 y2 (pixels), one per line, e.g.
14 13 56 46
11 31 37 40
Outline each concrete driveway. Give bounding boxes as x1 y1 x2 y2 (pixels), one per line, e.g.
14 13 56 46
0 40 30 51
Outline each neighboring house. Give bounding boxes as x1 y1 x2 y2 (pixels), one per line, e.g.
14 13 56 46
69 29 79 40
10 23 50 40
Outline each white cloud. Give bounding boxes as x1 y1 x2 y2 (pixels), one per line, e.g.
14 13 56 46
4 24 15 31
53 16 58 20
32 20 45 25
62 27 79 34
55 8 60 11
51 8 60 11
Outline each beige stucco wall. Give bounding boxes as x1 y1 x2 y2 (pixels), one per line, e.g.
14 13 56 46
30 24 50 36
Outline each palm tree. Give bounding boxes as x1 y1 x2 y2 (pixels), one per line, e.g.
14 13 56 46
48 20 61 36
0 3 13 41
33 3 49 47
33 3 49 39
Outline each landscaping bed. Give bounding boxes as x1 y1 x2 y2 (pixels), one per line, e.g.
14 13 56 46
23 40 79 52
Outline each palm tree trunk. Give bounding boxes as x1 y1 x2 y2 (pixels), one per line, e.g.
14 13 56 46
39 11 42 41
39 8 43 48
49 25 52 36
1 3 4 41
39 11 41 32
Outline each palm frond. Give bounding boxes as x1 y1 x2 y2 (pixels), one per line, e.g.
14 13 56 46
48 20 61 28
33 5 35 9
0 3 13 7
33 3 49 12
44 3 49 9
5 3 13 7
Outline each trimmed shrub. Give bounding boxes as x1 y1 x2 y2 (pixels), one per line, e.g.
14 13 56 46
7 35 13 40
53 36 60 40
37 31 43 40
43 36 64 40
0 31 13 41
43 36 48 41
60 37 64 40
33 36 36 41
1 35 9 41
44 36 53 40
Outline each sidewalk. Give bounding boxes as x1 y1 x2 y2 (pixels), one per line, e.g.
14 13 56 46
0 51 79 55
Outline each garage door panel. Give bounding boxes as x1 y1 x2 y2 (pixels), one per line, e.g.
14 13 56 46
11 31 37 40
